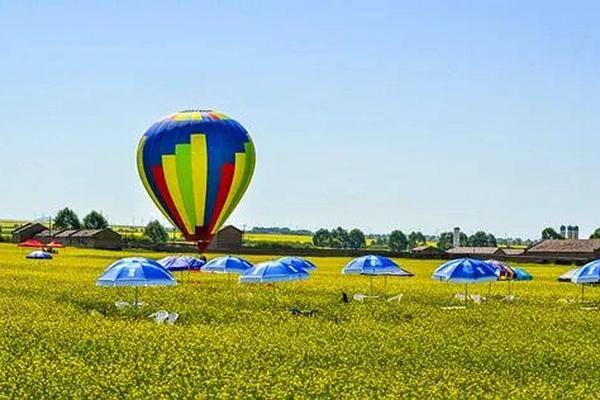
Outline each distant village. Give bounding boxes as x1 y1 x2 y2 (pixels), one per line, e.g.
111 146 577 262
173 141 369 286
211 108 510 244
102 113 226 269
7 219 600 265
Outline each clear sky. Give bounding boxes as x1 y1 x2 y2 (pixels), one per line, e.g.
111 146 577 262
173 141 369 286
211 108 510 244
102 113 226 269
1 1 599 239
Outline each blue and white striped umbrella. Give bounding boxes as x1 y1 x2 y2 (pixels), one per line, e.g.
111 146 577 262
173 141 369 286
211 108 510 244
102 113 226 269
433 258 498 300
432 258 497 284
342 255 412 276
202 256 253 275
342 255 413 294
97 258 177 287
571 260 600 284
97 257 176 306
570 260 600 300
239 260 309 284
158 255 205 272
512 267 533 281
558 267 580 283
26 250 52 260
277 256 317 272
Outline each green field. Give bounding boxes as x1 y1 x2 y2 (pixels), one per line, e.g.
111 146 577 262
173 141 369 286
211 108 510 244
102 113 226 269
244 232 313 243
0 243 598 398
244 233 380 247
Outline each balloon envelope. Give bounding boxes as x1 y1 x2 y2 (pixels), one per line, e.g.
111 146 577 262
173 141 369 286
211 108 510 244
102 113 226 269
137 110 255 251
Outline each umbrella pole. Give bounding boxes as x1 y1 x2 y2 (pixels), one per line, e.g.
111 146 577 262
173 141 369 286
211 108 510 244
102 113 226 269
465 284 468 303
370 276 373 296
384 276 387 292
508 280 512 296
134 287 139 307
488 282 491 298
582 284 585 302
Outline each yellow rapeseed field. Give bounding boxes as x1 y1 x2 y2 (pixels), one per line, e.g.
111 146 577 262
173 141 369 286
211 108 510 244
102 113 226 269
244 233 314 244
0 243 598 399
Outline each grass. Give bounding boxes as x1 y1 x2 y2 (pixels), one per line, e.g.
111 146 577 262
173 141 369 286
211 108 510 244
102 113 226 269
244 232 313 244
244 233 379 246
0 243 598 398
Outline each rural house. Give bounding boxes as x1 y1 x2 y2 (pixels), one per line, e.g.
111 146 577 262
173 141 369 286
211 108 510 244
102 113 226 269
410 245 443 258
31 228 122 250
446 247 505 258
207 225 243 250
525 239 600 263
502 248 525 256
11 223 47 243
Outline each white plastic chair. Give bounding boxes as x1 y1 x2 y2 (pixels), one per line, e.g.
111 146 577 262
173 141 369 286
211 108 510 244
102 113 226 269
387 294 403 303
148 310 169 324
89 310 104 318
441 305 467 310
454 293 467 301
353 293 379 301
115 300 129 309
469 294 486 304
166 312 179 324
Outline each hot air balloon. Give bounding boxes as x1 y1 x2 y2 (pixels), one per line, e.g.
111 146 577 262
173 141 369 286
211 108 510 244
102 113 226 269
137 110 255 251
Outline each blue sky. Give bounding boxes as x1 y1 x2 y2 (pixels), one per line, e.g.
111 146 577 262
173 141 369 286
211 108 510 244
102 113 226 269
1 1 599 239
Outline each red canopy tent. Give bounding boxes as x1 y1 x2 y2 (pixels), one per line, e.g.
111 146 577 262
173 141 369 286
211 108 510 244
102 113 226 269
46 240 65 249
18 239 45 248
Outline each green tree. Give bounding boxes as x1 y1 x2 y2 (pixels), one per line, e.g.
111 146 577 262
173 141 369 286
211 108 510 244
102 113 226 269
590 228 600 239
312 229 331 247
144 220 169 244
437 231 468 250
54 208 81 230
82 211 109 229
348 228 366 249
388 230 408 252
330 227 350 249
468 231 497 247
374 236 388 246
408 231 427 249
542 227 563 240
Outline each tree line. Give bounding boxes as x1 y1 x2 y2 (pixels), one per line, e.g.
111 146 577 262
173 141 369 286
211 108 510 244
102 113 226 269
53 208 109 230
249 226 313 236
52 209 175 245
311 228 499 251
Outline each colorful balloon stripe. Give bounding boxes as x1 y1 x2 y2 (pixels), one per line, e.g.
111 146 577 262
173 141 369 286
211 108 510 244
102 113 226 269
137 110 255 250
151 165 186 236
169 110 230 122
214 152 247 232
137 136 177 228
207 163 235 234
174 143 195 229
